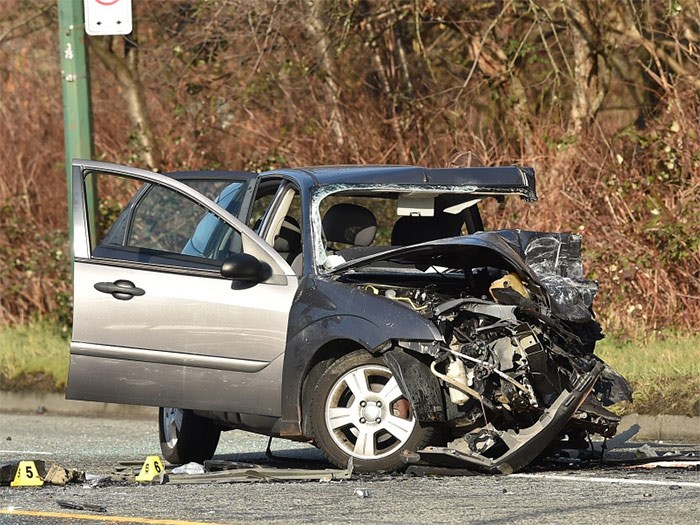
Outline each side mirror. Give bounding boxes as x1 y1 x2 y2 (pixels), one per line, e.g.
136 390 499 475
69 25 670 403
220 253 271 282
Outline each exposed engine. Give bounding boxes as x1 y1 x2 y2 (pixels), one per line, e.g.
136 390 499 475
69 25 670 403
353 233 633 473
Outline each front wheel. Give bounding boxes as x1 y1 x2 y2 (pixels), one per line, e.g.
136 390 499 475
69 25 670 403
308 350 434 473
158 407 221 464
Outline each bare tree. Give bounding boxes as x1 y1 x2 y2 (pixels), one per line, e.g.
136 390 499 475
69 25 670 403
359 0 410 163
304 0 353 154
564 0 613 134
90 27 162 171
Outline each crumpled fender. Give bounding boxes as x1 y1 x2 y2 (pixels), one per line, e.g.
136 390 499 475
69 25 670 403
382 348 445 422
279 276 443 437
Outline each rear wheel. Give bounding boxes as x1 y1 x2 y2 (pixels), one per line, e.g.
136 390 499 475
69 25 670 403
308 350 434 472
158 407 221 464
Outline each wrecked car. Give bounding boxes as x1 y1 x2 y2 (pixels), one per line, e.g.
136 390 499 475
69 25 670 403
67 160 632 474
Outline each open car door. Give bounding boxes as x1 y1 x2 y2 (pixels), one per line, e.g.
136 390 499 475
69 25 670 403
67 160 297 417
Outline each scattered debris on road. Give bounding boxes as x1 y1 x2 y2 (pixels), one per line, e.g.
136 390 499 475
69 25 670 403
592 423 640 453
57 499 107 513
171 462 205 475
43 463 82 486
634 444 659 458
165 459 353 484
626 460 700 470
2 436 698 488
354 488 370 498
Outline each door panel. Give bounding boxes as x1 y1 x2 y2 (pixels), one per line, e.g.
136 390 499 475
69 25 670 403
67 160 296 416
67 352 286 415
72 263 291 363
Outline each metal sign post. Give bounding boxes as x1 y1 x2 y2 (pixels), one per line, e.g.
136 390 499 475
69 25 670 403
59 0 133 257
58 0 95 255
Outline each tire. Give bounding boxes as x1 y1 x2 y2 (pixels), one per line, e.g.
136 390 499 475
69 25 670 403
158 407 221 464
308 350 434 473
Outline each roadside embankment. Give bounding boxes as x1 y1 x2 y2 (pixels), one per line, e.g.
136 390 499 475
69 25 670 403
0 390 156 420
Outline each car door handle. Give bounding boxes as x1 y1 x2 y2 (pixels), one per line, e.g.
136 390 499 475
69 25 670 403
94 280 146 301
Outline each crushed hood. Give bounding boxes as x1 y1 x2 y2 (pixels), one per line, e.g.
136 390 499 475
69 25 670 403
329 230 598 323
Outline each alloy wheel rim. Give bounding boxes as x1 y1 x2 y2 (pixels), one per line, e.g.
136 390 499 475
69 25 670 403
162 407 184 448
324 364 416 460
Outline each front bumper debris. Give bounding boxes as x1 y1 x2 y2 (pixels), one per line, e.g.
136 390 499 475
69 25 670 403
404 362 605 474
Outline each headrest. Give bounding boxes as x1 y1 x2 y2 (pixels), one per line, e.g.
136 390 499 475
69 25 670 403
273 216 301 252
322 204 377 246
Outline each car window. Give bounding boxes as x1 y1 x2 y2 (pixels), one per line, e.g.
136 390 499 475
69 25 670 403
128 185 204 252
127 185 238 261
87 171 244 268
248 180 283 230
246 178 305 274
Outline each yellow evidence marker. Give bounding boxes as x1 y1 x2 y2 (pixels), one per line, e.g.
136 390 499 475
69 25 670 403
135 455 165 482
11 460 44 487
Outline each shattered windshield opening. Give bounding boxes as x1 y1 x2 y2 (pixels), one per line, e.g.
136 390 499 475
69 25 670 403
311 184 500 272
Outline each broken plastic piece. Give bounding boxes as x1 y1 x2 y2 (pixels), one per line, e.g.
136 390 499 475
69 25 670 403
354 488 371 498
43 463 83 486
627 460 700 470
57 500 107 513
593 423 641 453
203 460 260 471
83 474 112 488
489 272 530 300
634 444 658 459
167 465 352 484
172 462 205 475
1 461 23 485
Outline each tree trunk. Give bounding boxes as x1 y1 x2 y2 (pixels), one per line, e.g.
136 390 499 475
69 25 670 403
360 1 408 163
90 30 161 171
566 1 611 135
304 0 355 156
463 27 534 158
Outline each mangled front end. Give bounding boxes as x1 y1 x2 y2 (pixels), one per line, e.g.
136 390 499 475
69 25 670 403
335 231 632 473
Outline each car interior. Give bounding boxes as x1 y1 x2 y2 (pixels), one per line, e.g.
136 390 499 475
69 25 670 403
317 192 484 265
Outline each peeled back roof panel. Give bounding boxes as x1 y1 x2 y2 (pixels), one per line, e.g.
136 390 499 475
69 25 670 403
288 165 537 201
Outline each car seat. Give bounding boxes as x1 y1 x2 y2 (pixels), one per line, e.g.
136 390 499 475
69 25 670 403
322 204 377 247
273 216 302 265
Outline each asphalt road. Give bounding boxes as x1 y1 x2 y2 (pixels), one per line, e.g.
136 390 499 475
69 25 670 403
1 413 699 524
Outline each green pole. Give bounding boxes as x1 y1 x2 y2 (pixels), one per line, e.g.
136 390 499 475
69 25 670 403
58 0 95 255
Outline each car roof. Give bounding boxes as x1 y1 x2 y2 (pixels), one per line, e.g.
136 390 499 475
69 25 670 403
159 165 537 201
267 165 537 200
